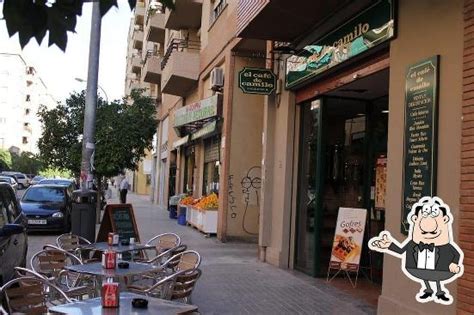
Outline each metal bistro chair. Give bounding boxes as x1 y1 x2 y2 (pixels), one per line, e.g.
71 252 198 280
14 267 95 300
56 232 98 263
128 268 201 304
0 276 72 314
135 233 181 264
30 245 95 299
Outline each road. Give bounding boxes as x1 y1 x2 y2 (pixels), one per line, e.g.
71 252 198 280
16 187 65 264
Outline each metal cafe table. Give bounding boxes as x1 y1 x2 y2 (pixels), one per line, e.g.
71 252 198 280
80 242 155 261
49 292 198 314
64 261 160 291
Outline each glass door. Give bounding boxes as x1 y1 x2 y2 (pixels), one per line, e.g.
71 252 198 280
295 99 325 275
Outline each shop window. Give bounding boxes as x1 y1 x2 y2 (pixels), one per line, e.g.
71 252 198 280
202 137 220 195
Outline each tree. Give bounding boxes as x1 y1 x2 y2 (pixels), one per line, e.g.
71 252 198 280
0 149 12 172
38 90 157 181
39 167 72 179
2 0 175 51
11 151 44 175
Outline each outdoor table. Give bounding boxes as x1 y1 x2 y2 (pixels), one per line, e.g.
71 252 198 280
64 261 161 292
48 292 198 315
80 242 155 261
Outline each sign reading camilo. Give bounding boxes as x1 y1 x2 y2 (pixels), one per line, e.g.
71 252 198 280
329 208 367 272
286 0 395 88
238 67 276 95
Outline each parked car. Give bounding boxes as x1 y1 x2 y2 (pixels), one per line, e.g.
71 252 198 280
0 182 28 285
1 172 30 189
38 178 76 194
20 184 72 232
30 175 45 186
0 176 18 193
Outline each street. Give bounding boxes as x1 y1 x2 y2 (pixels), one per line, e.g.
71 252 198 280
19 189 376 315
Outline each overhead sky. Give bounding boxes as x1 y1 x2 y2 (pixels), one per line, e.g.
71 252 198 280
0 2 133 103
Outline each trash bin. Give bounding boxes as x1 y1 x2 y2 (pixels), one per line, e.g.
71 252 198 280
169 194 185 220
71 189 97 242
177 205 187 225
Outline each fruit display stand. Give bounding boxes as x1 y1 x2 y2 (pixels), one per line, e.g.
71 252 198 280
187 206 217 236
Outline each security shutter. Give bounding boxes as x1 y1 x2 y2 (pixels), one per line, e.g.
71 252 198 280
204 137 220 163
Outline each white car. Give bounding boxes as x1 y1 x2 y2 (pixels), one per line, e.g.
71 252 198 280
1 172 30 189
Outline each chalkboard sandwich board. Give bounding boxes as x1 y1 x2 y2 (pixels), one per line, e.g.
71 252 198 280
97 204 141 244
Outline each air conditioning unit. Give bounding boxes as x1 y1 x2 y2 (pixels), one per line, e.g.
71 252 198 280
210 68 224 91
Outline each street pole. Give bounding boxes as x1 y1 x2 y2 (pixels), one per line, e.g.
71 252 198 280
80 1 102 191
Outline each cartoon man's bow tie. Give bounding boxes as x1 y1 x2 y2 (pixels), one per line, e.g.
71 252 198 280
418 242 435 252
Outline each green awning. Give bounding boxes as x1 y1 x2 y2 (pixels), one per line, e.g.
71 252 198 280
191 121 217 141
172 135 189 149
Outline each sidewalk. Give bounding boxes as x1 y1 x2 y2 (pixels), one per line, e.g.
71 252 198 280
123 193 376 315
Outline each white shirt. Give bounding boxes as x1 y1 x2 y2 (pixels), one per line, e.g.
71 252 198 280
417 248 436 270
120 178 129 190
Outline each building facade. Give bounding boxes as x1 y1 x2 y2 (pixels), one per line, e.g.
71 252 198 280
236 0 474 314
0 52 56 154
126 0 267 241
124 1 160 196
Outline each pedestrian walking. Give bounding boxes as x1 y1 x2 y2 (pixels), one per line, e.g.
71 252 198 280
119 176 129 203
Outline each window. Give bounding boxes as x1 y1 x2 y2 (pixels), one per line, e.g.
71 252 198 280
23 122 29 127
22 137 28 144
25 95 31 102
209 0 227 26
23 187 65 203
202 137 220 195
0 202 8 228
0 118 6 124
25 108 30 115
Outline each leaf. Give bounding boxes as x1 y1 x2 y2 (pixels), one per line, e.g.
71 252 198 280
99 0 118 17
128 0 137 10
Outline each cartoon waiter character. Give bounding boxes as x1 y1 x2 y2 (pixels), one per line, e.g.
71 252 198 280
369 196 464 305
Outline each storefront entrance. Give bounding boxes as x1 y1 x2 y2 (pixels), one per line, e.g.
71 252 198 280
295 69 389 286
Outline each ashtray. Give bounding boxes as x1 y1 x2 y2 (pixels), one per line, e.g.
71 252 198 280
118 262 129 269
132 298 148 309
121 239 130 246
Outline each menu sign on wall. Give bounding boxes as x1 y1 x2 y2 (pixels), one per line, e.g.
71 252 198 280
401 56 439 234
329 208 367 272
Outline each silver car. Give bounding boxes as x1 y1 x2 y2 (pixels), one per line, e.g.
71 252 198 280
0 176 18 193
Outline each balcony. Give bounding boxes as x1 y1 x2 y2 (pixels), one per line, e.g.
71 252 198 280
161 38 200 96
165 0 203 30
236 0 371 42
131 55 142 75
142 51 162 84
133 28 144 50
146 11 165 44
134 5 145 26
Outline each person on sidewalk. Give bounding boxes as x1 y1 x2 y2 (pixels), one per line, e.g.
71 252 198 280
119 176 129 203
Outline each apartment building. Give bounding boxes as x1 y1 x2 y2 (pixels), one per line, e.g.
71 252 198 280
236 0 474 314
0 52 56 154
124 1 161 196
125 0 268 242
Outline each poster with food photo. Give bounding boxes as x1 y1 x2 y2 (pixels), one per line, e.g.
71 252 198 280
329 207 367 272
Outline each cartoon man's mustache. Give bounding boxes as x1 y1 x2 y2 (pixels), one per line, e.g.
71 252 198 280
421 231 438 235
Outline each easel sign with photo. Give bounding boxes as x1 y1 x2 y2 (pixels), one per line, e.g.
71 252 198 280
327 207 367 288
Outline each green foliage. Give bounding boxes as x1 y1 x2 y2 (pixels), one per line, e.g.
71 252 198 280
0 149 12 172
39 167 73 179
2 0 175 51
38 90 157 179
11 152 43 175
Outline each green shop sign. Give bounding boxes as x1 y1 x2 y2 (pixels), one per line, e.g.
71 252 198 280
174 94 222 128
401 56 439 235
239 67 276 95
285 0 396 89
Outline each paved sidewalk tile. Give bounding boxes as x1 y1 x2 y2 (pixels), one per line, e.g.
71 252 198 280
124 193 376 315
